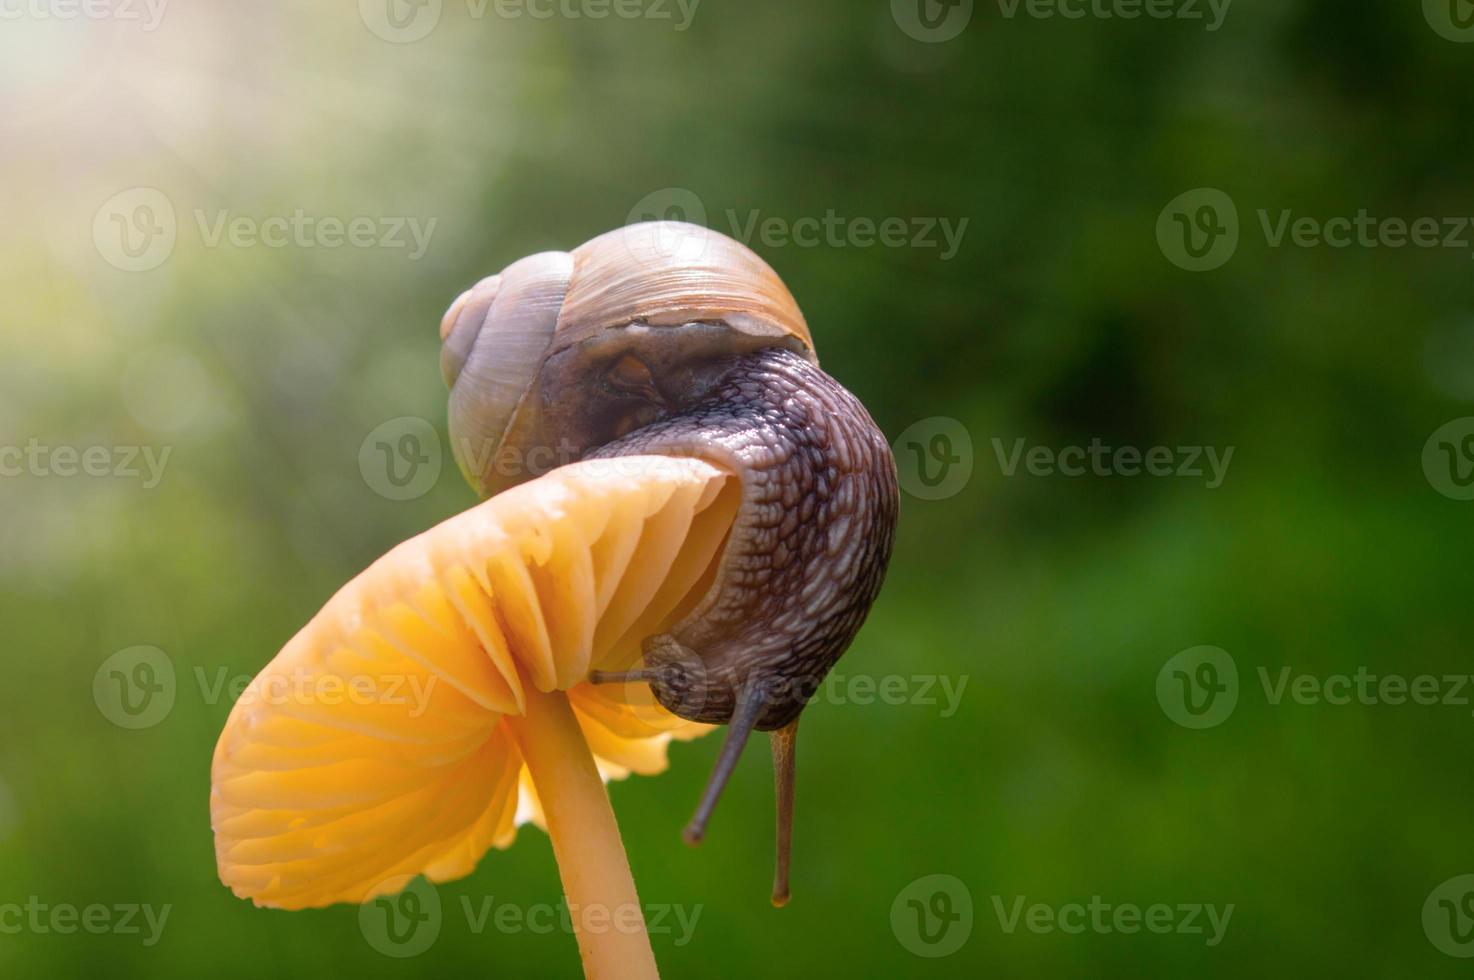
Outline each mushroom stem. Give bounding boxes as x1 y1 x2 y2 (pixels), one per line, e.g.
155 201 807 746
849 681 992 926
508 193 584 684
505 684 660 980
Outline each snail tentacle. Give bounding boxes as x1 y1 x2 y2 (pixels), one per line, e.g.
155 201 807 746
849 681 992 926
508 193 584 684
681 675 772 847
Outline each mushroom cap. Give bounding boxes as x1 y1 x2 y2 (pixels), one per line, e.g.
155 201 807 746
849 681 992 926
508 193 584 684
211 456 739 910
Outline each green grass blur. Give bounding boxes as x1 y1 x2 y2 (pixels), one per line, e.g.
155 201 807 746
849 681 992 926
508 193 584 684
2 0 1474 976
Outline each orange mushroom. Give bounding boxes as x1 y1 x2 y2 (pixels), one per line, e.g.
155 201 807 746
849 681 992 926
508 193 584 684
213 456 736 975
211 224 898 977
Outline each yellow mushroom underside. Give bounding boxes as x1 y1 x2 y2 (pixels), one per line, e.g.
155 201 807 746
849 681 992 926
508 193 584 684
211 456 740 910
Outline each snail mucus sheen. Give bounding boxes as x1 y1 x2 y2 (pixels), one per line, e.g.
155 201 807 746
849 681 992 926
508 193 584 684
440 222 898 904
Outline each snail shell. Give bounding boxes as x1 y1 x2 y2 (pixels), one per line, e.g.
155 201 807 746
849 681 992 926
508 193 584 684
441 222 816 497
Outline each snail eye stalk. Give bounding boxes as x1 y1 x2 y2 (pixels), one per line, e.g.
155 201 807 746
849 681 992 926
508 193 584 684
589 667 799 902
682 678 770 846
769 719 798 908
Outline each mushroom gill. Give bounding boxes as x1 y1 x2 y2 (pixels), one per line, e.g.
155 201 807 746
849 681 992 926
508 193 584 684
210 456 740 974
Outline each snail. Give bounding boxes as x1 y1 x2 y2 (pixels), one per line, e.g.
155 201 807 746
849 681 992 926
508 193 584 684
440 221 899 904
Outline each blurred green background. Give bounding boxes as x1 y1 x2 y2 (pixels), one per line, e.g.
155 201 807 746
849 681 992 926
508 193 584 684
3 0 1474 975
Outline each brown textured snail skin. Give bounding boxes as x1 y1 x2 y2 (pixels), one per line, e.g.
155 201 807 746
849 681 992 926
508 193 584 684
440 222 898 905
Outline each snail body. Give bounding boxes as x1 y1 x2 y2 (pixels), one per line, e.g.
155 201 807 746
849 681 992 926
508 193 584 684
590 346 896 731
440 222 899 903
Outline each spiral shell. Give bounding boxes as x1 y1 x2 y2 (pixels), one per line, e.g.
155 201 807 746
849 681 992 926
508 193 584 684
440 222 815 496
